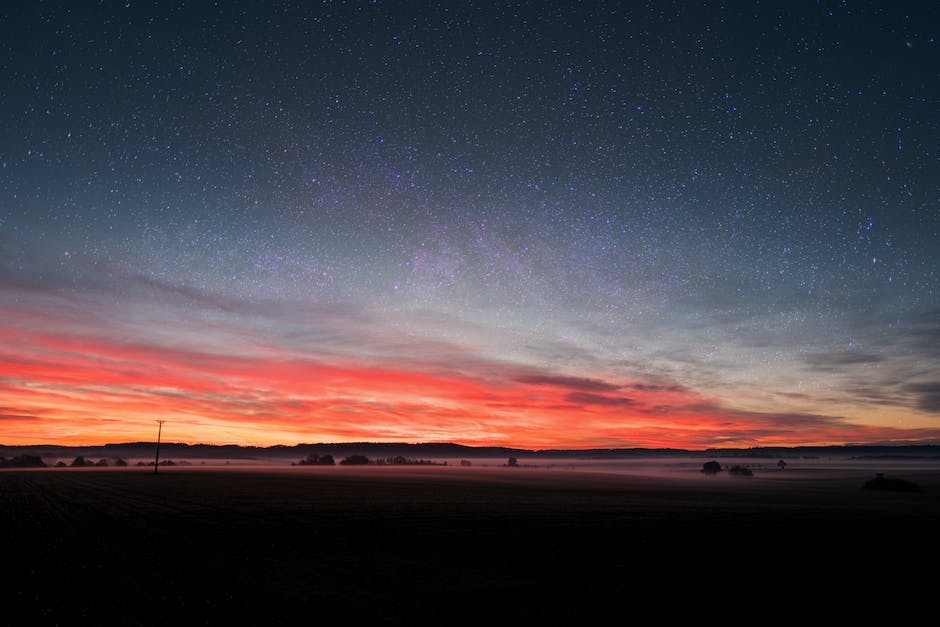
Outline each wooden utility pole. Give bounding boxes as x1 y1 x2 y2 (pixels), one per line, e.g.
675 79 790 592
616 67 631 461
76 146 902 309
154 420 165 474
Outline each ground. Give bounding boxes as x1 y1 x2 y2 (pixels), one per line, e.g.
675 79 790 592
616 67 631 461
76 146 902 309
2 464 938 625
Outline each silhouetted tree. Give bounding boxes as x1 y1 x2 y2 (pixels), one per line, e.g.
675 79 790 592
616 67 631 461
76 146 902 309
729 464 753 477
295 453 337 466
114 458 128 467
507 457 518 467
70 456 90 467
777 459 787 470
95 459 108 467
340 454 370 465
701 460 722 474
55 461 67 468
0 455 46 468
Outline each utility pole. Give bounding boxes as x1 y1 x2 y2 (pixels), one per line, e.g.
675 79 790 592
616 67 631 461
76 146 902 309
154 420 165 474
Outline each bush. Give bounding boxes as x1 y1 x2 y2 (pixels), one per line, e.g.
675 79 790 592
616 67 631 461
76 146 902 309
294 453 336 466
0 455 46 468
374 456 440 465
729 465 753 477
701 461 722 474
339 454 370 465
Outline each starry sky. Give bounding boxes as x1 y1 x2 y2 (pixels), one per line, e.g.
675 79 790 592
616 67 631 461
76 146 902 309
1 1 938 448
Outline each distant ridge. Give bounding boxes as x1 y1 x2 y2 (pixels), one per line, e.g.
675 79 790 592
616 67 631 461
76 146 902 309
2 442 939 462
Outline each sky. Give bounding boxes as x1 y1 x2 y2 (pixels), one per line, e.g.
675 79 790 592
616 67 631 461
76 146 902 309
1 1 938 449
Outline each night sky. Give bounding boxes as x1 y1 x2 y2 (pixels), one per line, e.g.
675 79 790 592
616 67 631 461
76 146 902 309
1 1 938 448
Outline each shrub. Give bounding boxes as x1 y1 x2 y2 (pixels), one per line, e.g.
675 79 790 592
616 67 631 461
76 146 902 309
701 460 722 474
0 455 46 468
295 453 336 466
340 454 370 465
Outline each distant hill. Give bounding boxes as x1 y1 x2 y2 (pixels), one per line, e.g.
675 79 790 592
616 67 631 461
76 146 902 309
1 442 938 463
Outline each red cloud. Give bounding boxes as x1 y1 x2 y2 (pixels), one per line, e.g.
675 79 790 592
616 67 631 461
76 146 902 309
2 321 938 448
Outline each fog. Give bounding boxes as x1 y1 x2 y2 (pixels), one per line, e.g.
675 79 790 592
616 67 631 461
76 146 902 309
27 453 940 488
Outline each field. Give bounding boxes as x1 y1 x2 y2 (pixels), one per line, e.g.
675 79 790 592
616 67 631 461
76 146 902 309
3 463 939 624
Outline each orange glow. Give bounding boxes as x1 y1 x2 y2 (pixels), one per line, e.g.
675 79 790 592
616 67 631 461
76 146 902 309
1 319 934 449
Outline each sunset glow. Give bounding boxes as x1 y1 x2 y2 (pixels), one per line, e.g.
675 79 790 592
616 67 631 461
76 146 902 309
2 275 937 448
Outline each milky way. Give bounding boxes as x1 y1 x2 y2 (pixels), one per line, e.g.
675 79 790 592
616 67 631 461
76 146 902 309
1 2 937 447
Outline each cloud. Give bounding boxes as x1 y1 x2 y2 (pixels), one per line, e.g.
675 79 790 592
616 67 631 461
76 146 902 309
564 392 637 407
625 382 687 393
3 257 940 448
905 382 940 413
0 411 39 421
802 351 884 370
123 272 260 315
906 310 940 359
515 374 620 392
4 310 936 448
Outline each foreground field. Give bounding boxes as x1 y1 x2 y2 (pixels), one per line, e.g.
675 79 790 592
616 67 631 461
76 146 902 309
3 465 939 624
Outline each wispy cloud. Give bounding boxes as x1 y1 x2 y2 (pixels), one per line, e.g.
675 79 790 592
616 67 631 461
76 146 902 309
515 374 620 392
802 351 885 369
906 382 940 413
564 392 637 407
2 264 938 447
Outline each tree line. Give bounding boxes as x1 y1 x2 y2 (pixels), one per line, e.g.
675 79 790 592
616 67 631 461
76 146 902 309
293 453 446 466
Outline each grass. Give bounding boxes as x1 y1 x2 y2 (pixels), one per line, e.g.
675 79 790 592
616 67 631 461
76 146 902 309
3 465 939 624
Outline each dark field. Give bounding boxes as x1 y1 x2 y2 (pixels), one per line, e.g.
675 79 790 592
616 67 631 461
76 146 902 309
3 465 939 624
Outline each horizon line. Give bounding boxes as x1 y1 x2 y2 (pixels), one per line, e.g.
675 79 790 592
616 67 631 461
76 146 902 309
4 440 940 452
